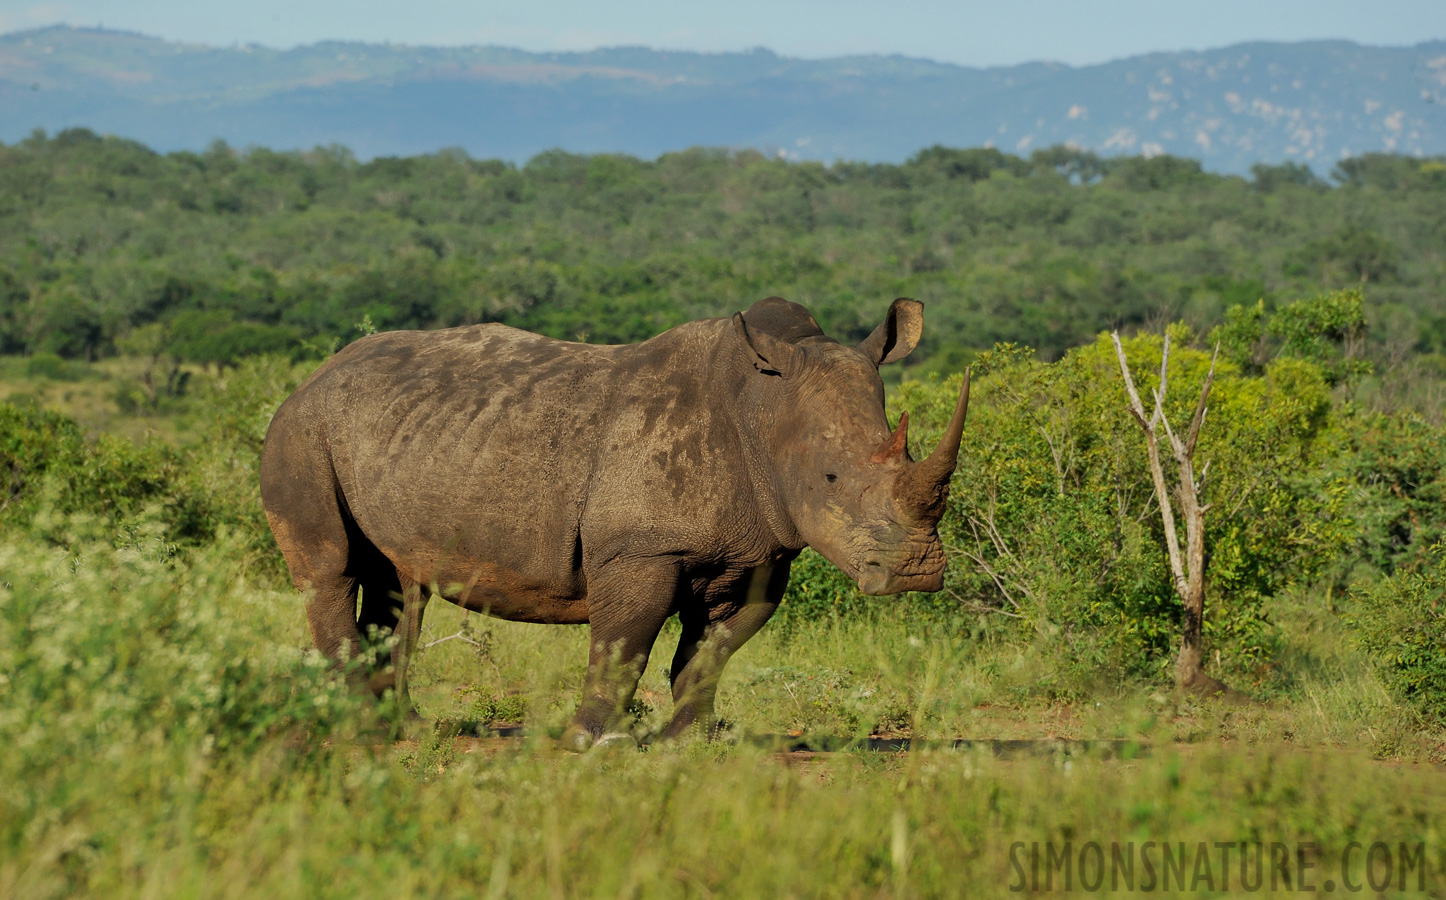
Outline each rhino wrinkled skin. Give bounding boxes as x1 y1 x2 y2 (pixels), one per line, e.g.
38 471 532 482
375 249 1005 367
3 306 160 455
259 297 969 748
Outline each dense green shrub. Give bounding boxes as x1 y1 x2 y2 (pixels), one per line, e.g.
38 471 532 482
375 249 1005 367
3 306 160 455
1210 288 1371 383
891 327 1354 689
168 310 301 369
0 533 365 810
1350 547 1446 726
0 352 313 558
23 351 86 381
0 401 85 515
1328 410 1446 579
780 548 867 622
0 401 205 541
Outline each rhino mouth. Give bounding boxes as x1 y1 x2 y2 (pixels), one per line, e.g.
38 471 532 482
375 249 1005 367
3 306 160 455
852 534 946 596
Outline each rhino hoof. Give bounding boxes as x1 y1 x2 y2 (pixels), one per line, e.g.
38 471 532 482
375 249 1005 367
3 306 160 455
592 732 639 752
560 726 595 753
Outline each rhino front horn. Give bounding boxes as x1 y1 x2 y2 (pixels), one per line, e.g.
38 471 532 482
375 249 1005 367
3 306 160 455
900 369 971 519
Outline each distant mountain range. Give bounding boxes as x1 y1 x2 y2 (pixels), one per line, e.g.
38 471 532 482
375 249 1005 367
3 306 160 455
2 25 1444 172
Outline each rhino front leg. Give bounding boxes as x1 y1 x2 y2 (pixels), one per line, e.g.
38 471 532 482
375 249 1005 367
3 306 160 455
563 558 681 751
662 563 788 741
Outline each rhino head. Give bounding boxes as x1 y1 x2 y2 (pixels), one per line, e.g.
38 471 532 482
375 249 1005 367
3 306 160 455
734 297 970 596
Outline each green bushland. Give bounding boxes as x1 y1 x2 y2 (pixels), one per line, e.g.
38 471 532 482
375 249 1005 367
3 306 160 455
1351 547 1446 730
776 291 1444 708
4 138 1446 895
4 288 1443 727
0 354 308 569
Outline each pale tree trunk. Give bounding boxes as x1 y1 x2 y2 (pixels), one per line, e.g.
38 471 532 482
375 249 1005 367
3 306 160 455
1111 333 1232 697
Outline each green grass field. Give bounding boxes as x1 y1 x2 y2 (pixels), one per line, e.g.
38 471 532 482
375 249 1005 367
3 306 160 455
4 345 1445 897
3 526 1443 898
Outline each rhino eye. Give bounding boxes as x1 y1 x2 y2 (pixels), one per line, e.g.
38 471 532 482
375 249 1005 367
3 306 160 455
825 472 838 483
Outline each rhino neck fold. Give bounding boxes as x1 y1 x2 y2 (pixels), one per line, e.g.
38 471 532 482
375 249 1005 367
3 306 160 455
715 332 806 556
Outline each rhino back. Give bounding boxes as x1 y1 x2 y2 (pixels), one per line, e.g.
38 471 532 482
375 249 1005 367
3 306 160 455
280 320 774 617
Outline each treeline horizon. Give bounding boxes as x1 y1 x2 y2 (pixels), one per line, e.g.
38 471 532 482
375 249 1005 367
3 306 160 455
2 127 1443 377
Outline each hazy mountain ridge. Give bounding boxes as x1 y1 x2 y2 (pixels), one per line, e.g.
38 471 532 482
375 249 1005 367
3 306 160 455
2 25 1443 171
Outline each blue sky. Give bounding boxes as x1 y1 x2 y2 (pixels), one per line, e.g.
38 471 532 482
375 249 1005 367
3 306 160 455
0 0 1441 66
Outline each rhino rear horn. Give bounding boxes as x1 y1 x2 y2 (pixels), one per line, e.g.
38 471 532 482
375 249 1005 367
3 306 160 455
871 412 910 463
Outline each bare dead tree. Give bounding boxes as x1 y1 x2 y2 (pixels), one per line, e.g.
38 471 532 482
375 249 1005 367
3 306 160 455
1111 332 1231 696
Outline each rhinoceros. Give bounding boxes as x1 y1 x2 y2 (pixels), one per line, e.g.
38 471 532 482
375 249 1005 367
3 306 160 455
259 296 969 748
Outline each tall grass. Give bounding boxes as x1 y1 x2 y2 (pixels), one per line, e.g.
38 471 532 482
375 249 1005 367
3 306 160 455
4 524 1444 897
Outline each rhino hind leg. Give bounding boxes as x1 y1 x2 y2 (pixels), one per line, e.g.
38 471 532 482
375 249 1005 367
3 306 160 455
381 574 429 718
265 476 405 700
303 573 364 675
355 561 404 696
286 524 426 709
281 533 386 694
268 505 367 687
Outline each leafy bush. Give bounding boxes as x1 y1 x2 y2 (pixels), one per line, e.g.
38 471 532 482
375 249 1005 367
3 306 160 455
0 531 366 828
0 400 215 547
1328 410 1446 578
2 350 316 559
168 309 302 369
1351 547 1446 726
24 351 86 381
895 329 1353 688
0 402 85 516
1210 289 1371 384
780 548 869 621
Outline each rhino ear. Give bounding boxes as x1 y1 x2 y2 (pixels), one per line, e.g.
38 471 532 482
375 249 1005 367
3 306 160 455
858 298 924 367
733 312 799 377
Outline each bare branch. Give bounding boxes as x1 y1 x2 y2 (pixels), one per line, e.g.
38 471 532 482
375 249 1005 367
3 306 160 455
1038 421 1068 497
981 486 1014 558
956 546 1025 612
1183 343 1220 459
1110 331 1151 429
1158 398 1187 463
1154 333 1171 425
956 481 1039 615
1113 332 1188 595
945 589 1026 619
420 631 486 651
